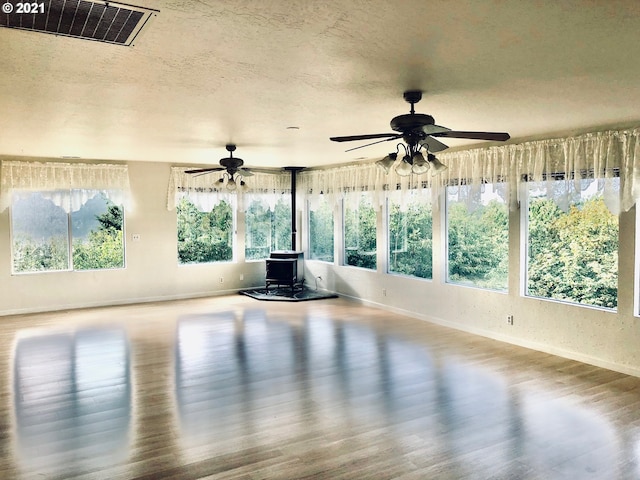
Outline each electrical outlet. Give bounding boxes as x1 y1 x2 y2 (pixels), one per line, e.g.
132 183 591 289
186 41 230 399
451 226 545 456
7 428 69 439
507 315 514 325
132 233 141 242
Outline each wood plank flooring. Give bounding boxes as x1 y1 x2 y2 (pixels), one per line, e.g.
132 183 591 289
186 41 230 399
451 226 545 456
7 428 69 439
1 295 640 479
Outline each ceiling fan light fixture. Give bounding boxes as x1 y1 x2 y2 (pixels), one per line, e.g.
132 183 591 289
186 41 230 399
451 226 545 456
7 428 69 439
428 154 448 176
226 177 238 191
411 152 429 175
395 157 413 177
376 152 398 173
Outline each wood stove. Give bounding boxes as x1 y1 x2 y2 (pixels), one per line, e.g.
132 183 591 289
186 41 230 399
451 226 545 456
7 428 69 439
265 251 304 292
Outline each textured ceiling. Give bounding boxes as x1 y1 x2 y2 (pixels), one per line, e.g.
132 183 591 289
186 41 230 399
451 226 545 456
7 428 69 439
1 0 640 169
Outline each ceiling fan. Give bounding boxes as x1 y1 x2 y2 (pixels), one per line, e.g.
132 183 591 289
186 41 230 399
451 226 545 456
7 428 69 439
185 144 279 190
329 90 510 176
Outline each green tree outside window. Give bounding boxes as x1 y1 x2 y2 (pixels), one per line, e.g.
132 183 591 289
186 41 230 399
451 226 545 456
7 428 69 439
526 180 618 309
73 201 125 270
245 195 292 260
344 193 376 270
309 197 334 262
446 184 509 290
388 191 432 279
177 196 233 264
12 191 125 273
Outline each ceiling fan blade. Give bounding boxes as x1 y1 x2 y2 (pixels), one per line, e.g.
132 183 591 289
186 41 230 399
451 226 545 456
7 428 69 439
193 171 224 178
330 133 400 142
431 131 511 141
185 167 225 174
420 136 449 153
237 168 254 177
244 167 283 174
344 135 402 152
421 124 451 135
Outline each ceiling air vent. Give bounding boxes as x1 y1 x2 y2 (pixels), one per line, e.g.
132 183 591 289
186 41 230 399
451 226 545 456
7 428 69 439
0 0 158 46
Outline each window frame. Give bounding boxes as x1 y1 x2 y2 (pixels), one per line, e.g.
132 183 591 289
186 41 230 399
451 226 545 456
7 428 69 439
386 188 433 280
10 190 126 275
176 194 237 266
387 196 408 255
244 194 292 262
244 197 272 261
521 173 619 311
307 197 335 263
444 181 509 292
342 191 377 271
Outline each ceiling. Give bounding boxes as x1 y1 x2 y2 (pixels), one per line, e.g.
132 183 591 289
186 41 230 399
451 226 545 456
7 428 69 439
1 0 640 170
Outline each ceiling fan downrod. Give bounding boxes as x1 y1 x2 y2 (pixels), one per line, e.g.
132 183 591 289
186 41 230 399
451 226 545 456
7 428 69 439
403 90 422 115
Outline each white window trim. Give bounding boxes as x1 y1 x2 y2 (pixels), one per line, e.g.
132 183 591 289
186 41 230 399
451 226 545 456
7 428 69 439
10 190 126 275
520 177 619 312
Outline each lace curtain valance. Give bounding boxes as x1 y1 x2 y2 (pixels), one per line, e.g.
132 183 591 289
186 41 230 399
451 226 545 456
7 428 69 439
298 128 640 214
167 167 291 211
243 192 292 212
299 162 434 208
0 160 131 212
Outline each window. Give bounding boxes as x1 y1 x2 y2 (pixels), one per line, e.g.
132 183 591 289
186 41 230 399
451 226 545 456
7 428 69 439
525 177 618 309
308 196 334 262
245 194 291 260
176 196 234 264
446 183 508 290
388 189 432 279
11 191 124 273
343 192 376 270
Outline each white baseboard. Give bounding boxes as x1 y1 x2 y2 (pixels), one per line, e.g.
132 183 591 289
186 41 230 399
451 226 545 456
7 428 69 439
341 293 640 379
0 287 258 317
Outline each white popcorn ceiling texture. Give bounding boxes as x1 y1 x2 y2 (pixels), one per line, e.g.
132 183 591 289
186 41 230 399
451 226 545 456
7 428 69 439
0 0 639 169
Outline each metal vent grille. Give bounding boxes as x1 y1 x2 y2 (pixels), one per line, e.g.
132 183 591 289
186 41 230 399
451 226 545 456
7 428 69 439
0 0 158 46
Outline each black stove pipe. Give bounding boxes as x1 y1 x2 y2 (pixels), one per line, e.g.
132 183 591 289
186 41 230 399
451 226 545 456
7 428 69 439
284 167 305 251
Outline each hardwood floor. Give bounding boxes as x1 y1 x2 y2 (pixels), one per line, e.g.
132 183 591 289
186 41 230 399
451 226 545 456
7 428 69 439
1 295 640 479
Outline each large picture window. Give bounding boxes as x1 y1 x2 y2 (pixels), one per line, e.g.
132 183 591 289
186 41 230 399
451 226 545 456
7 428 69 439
176 195 234 264
446 183 508 291
245 194 291 260
308 196 334 262
11 191 125 273
343 192 376 270
525 178 618 309
387 189 432 279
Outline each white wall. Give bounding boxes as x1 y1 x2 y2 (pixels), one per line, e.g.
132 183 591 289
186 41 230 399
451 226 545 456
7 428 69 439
303 192 640 377
0 161 266 315
2 159 639 377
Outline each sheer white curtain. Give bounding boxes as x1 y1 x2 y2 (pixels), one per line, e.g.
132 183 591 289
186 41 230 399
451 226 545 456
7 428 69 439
300 163 432 210
299 128 640 215
243 192 291 212
167 167 290 211
438 128 639 214
0 160 130 212
387 186 431 213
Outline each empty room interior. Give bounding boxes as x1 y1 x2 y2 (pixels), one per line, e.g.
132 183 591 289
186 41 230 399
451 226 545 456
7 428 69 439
2 1 640 478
